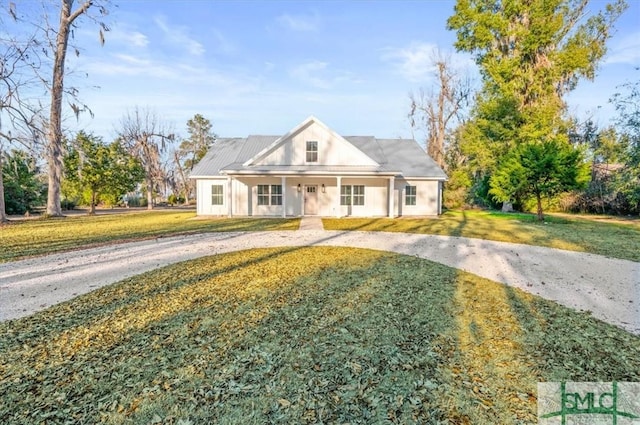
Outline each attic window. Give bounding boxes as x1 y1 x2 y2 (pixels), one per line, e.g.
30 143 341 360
306 141 318 162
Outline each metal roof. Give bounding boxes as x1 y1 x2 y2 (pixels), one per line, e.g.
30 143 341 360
190 130 446 180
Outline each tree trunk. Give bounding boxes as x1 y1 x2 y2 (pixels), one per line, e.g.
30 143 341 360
89 190 96 215
536 193 544 221
46 0 93 217
46 1 73 217
146 178 154 210
174 151 189 204
0 147 7 223
501 201 514 212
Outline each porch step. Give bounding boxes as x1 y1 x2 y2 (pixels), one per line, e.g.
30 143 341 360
298 216 324 231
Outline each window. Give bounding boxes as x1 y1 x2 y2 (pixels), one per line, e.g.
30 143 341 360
405 185 416 206
257 184 282 206
257 185 270 205
353 185 365 206
211 185 224 205
270 184 282 205
341 185 365 206
340 185 351 205
306 141 318 162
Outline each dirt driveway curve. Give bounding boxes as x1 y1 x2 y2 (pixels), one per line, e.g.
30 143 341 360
1 225 639 335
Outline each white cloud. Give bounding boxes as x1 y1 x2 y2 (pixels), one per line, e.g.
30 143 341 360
108 28 149 48
153 15 205 56
289 60 360 89
83 54 221 84
128 32 149 48
382 42 476 83
381 42 439 82
604 31 640 65
277 13 320 32
291 61 331 88
211 29 235 54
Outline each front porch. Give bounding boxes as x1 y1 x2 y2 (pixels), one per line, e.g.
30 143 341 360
225 175 397 218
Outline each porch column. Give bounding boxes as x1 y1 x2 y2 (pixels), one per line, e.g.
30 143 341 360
438 181 443 215
227 176 233 217
388 176 395 218
336 176 342 217
281 176 287 218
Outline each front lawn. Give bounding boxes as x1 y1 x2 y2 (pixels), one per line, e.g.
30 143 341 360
323 210 640 262
1 247 638 424
0 211 299 262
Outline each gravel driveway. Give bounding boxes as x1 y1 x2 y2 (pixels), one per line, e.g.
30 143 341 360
1 225 638 334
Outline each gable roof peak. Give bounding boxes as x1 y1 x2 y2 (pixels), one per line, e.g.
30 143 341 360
243 115 357 166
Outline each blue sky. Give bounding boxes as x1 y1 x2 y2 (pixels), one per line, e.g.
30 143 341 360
59 0 640 141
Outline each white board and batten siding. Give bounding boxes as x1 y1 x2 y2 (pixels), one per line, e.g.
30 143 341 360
395 179 442 217
197 177 441 217
254 123 377 167
190 117 447 217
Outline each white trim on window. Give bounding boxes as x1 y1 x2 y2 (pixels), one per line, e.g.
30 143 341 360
405 185 416 206
341 185 365 206
306 140 318 162
211 184 224 205
257 184 282 206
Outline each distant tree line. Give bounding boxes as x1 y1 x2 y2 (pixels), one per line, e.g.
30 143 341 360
0 111 215 216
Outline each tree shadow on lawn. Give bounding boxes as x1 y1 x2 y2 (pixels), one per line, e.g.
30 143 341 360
503 285 640 382
1 247 459 423
323 211 592 256
1 247 639 424
0 216 300 262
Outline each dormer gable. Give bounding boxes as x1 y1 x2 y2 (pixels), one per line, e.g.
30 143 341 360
243 116 379 167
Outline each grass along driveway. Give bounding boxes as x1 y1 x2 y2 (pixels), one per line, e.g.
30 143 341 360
1 247 638 424
323 210 640 262
0 211 299 263
2 209 638 263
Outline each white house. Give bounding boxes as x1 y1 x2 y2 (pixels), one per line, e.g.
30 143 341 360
189 116 447 217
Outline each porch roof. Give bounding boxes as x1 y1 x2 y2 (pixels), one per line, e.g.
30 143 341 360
220 164 399 176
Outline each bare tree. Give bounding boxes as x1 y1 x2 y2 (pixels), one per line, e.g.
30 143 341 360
117 107 175 210
408 52 472 169
0 21 45 222
173 149 190 204
44 0 109 216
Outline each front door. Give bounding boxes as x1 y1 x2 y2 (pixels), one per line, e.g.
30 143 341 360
304 185 318 215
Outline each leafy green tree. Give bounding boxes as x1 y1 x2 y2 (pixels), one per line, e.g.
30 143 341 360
2 149 45 215
566 122 629 213
174 114 216 203
181 114 216 169
610 75 640 213
63 132 144 214
448 0 626 109
448 0 627 208
489 139 589 220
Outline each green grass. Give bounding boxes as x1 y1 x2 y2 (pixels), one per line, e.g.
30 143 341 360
0 211 299 262
1 247 638 424
2 209 638 263
323 210 640 262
